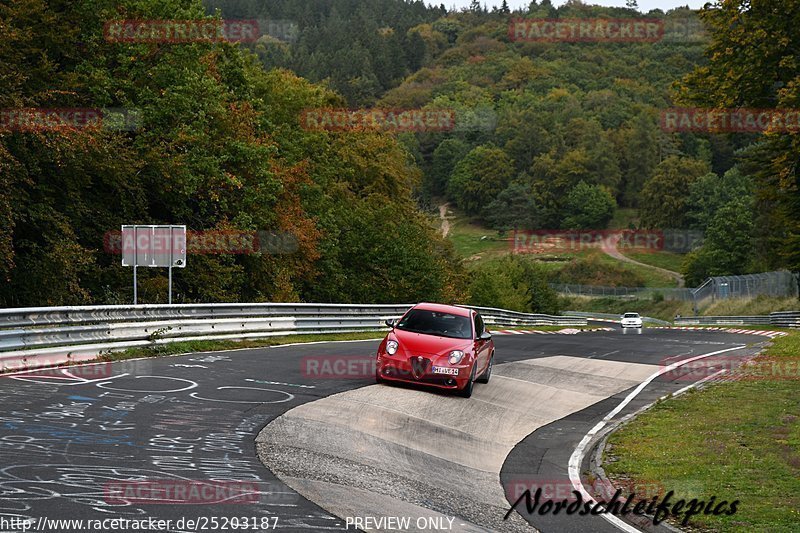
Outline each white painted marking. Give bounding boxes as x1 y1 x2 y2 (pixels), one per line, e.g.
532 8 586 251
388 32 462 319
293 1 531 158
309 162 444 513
190 386 294 404
567 345 747 533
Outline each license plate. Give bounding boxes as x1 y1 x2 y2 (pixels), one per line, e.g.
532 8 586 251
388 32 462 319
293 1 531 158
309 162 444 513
432 366 459 376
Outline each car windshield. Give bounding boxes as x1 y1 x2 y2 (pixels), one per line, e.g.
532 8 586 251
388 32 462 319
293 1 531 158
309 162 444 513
396 309 472 340
624 313 640 318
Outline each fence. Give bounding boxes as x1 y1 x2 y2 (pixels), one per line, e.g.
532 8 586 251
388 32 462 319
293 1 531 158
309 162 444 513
552 271 799 305
0 303 586 372
551 284 693 301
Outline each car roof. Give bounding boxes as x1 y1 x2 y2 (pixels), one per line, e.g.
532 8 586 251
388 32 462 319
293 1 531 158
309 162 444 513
412 302 472 317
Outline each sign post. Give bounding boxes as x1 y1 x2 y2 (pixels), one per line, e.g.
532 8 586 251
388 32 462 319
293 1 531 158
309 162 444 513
121 225 187 304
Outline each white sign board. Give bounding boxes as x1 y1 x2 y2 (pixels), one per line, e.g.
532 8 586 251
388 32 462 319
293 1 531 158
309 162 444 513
121 225 187 268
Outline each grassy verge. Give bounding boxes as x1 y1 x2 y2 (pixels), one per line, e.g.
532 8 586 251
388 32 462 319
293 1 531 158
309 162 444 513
589 251 679 288
621 250 686 274
562 296 693 321
563 295 800 322
447 211 508 261
603 331 800 532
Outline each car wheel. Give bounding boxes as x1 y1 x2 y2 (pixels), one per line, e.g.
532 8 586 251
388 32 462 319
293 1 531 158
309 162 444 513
477 353 493 384
375 369 384 384
458 364 477 398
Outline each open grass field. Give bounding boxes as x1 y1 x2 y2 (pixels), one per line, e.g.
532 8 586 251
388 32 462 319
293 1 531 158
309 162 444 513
604 331 800 532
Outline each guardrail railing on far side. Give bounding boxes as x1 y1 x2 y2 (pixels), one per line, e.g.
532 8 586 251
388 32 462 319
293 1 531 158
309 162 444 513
0 303 587 373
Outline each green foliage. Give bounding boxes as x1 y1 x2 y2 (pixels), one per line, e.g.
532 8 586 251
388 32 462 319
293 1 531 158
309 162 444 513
447 145 514 217
639 156 710 229
682 197 756 286
561 181 616 230
550 254 647 287
468 255 559 314
0 0 466 307
484 181 543 231
429 137 470 195
677 0 800 273
685 168 753 231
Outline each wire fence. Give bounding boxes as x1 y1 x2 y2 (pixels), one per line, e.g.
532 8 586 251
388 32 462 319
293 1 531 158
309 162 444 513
551 271 799 303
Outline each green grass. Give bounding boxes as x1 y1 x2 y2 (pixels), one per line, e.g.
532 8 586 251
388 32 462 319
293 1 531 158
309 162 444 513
562 295 799 322
447 211 508 262
561 296 693 321
621 250 686 274
604 331 800 532
445 204 679 287
589 251 679 288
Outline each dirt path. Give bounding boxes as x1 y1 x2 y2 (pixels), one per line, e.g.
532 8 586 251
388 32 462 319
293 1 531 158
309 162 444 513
601 233 686 288
439 203 450 238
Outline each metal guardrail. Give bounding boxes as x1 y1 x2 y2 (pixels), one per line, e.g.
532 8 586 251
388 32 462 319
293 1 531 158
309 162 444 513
675 316 772 326
675 311 800 328
770 311 800 328
0 303 587 372
564 311 671 326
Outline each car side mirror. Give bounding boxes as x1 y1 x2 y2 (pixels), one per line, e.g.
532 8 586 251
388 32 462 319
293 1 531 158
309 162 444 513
385 319 396 328
479 331 492 341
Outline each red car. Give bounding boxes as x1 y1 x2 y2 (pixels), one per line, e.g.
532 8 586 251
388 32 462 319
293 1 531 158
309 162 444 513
375 303 494 398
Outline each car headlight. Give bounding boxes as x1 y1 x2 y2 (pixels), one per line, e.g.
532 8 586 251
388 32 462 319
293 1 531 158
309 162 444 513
448 350 465 365
386 340 399 355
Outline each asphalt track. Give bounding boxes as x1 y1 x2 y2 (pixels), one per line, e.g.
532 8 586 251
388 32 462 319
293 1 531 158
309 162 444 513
0 328 768 533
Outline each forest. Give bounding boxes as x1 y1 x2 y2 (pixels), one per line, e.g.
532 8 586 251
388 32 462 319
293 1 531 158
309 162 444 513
1 0 797 308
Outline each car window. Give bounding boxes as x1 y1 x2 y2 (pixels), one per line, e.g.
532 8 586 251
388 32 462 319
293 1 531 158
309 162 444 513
396 309 472 340
624 313 640 318
474 314 485 337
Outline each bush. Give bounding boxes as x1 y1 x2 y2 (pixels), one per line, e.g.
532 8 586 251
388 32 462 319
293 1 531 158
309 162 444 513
561 181 616 229
468 255 559 314
550 254 646 287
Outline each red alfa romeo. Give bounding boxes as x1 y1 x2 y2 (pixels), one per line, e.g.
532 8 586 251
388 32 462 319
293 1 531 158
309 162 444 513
375 303 494 398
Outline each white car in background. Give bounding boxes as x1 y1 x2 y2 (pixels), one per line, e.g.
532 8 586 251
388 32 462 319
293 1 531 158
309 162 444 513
621 312 643 329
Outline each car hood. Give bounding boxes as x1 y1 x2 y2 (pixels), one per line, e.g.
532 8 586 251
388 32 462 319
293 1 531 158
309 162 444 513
392 329 472 356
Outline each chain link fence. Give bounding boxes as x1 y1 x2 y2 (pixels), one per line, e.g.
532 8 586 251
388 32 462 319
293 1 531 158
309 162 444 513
552 271 799 304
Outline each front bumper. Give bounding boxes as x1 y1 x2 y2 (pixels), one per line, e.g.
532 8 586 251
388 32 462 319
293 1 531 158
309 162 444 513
621 321 643 328
376 353 472 390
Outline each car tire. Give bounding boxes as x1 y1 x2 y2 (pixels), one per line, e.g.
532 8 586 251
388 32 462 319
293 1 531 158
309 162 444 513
375 369 384 384
477 353 493 384
458 364 476 398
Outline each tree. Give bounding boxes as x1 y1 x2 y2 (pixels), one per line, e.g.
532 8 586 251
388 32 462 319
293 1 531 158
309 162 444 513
447 145 514 217
561 182 617 230
677 0 800 272
639 156 710 229
430 138 470 195
685 168 753 231
682 198 755 286
468 255 559 314
485 181 542 231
